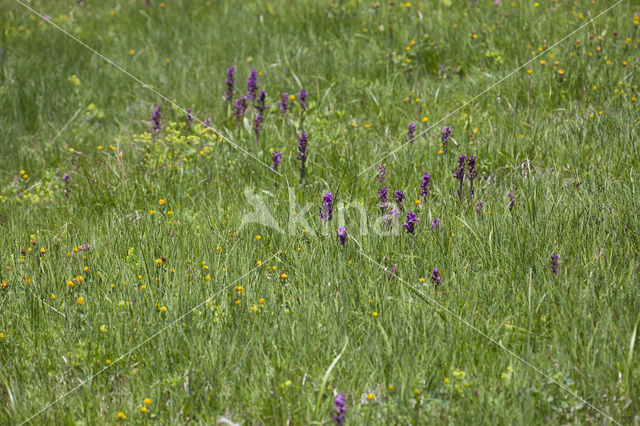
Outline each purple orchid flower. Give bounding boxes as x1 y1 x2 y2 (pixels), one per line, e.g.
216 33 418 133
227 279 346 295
224 66 235 101
403 211 420 235
299 88 308 112
408 122 417 144
319 192 334 222
247 69 258 100
336 227 348 246
420 173 430 198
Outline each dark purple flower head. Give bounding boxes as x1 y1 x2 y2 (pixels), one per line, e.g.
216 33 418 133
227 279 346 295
296 132 309 184
337 227 348 246
453 154 466 180
454 154 466 200
186 108 193 129
379 186 390 215
467 155 477 180
247 69 258 100
507 191 515 212
234 96 247 120
403 211 420 234
299 88 308 112
224 66 235 101
279 92 289 114
376 164 386 186
441 125 452 143
257 90 267 114
550 252 559 274
62 173 70 182
395 189 405 210
332 393 346 425
467 155 477 200
378 186 389 203
150 104 161 134
271 151 282 171
408 122 417 143
319 192 334 221
203 117 211 128
420 173 431 197
430 217 440 231
431 268 442 285
296 132 308 162
476 201 485 217
253 114 263 136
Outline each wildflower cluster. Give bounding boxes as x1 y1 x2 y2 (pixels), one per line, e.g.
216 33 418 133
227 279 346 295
452 154 479 201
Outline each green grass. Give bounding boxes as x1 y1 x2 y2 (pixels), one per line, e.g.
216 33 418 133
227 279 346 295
1 0 640 423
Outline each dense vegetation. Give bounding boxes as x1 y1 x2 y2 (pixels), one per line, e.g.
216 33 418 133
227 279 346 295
1 0 639 423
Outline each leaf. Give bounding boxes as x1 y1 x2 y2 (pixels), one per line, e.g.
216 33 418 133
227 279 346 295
625 315 640 385
314 336 349 415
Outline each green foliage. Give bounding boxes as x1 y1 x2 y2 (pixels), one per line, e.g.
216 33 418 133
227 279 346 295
1 0 640 424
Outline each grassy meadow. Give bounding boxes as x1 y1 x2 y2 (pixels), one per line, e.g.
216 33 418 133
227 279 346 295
1 0 640 424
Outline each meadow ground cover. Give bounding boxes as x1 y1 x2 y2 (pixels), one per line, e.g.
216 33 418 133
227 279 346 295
1 0 640 423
